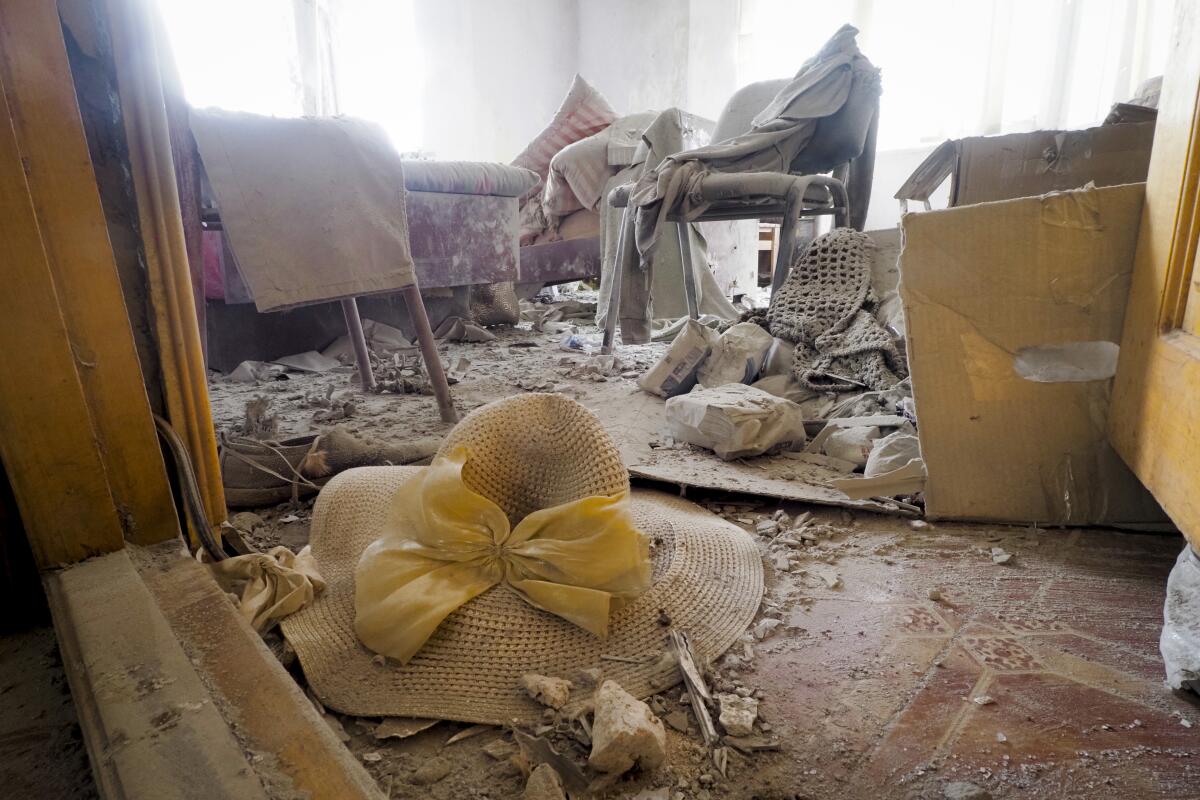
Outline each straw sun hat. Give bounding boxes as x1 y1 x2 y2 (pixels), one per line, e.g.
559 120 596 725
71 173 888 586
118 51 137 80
281 393 764 724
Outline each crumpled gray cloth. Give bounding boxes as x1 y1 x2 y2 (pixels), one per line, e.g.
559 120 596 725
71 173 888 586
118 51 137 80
766 228 906 392
628 24 864 260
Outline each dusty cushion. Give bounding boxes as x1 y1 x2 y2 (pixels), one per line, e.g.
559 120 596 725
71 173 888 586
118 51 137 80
544 128 617 216
402 160 539 198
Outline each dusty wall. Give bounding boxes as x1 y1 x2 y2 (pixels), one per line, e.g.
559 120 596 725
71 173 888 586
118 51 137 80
413 0 579 162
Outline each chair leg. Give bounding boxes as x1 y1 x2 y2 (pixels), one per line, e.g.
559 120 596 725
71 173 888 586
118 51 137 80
675 222 700 320
340 297 376 393
601 206 630 355
772 198 804 296
400 283 457 423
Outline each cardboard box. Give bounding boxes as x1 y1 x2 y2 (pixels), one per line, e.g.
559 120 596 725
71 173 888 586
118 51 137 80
899 183 1165 525
895 121 1155 208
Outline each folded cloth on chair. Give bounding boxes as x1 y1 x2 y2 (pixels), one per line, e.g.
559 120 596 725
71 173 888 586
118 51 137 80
191 110 417 312
627 25 871 260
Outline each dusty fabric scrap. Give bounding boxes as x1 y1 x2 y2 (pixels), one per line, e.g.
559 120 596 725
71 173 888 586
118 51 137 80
206 545 325 631
766 228 906 392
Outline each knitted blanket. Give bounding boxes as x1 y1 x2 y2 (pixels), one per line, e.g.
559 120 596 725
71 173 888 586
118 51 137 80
765 228 906 392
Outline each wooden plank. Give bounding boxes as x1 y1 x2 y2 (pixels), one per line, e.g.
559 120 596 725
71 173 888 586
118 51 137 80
1109 0 1200 546
0 0 178 546
136 543 385 800
45 550 270 800
0 62 124 566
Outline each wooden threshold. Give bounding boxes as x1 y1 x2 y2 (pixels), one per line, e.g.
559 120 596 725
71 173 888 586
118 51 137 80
46 545 383 799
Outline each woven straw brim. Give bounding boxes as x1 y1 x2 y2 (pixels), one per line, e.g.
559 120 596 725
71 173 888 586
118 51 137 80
281 466 764 724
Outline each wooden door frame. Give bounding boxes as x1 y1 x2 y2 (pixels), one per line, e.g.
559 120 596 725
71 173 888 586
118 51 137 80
1110 0 1200 544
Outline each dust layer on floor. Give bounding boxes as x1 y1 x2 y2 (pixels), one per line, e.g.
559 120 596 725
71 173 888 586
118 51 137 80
207 302 1198 799
0 627 97 799
258 499 1196 800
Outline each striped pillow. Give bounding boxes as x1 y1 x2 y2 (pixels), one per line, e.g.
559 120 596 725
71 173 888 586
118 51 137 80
512 74 616 193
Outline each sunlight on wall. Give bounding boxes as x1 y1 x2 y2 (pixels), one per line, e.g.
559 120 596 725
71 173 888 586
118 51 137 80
738 0 1172 150
155 0 423 153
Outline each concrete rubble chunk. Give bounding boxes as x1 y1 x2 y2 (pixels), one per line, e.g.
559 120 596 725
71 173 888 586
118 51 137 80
990 547 1013 565
523 763 567 800
521 673 573 709
588 680 667 774
717 693 759 737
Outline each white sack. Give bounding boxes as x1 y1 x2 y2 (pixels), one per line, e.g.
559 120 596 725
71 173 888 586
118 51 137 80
665 384 806 461
823 426 880 468
864 431 922 477
639 319 717 398
697 322 774 388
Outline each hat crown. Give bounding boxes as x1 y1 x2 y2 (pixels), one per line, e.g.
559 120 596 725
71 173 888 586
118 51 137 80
436 394 629 522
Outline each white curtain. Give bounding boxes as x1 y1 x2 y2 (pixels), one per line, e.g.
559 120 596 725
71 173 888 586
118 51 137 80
156 0 423 152
737 0 1173 151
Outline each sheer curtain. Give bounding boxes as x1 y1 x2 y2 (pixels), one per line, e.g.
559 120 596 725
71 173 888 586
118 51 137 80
737 0 1173 152
156 0 423 152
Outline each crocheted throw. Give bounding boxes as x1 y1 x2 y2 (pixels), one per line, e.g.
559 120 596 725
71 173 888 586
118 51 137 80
765 228 906 392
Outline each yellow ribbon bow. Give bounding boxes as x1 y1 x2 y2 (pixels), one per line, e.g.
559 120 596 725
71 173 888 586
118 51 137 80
354 447 651 663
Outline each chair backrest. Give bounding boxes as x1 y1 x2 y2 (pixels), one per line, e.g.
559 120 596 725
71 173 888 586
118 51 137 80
710 69 879 176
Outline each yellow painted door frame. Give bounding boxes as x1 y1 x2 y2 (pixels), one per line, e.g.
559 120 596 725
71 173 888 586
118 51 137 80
1110 1 1200 546
0 0 193 565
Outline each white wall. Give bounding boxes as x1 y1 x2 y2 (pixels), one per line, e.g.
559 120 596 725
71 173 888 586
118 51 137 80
413 0 578 162
576 0 736 122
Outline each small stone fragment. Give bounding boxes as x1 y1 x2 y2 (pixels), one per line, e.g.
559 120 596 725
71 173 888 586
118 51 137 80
752 618 782 640
716 693 758 737
996 731 1007 743
361 751 382 763
664 710 690 732
990 547 1013 565
588 680 667 774
928 588 943 601
943 781 992 800
410 756 452 785
483 738 518 760
972 695 996 706
523 763 566 800
521 673 573 709
756 520 780 536
771 553 791 571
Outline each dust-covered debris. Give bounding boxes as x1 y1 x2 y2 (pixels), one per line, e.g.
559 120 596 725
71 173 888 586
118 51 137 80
523 762 567 800
716 693 758 737
521 674 573 710
990 547 1013 565
588 680 667 774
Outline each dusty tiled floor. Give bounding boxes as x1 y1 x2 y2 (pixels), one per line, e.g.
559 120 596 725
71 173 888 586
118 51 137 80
268 502 1197 800
207 299 1198 799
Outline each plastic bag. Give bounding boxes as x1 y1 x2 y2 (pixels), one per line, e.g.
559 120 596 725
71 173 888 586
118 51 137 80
1162 545 1200 690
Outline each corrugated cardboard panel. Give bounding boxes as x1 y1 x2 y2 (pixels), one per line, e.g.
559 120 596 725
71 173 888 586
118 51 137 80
954 123 1155 206
900 183 1165 525
895 122 1155 207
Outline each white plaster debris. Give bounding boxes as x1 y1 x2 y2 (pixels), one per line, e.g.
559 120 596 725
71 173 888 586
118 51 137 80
990 547 1014 565
753 618 783 640
716 693 759 737
588 681 667 774
972 695 996 706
